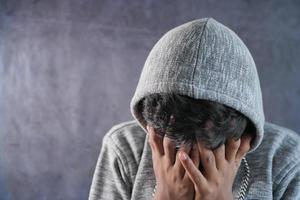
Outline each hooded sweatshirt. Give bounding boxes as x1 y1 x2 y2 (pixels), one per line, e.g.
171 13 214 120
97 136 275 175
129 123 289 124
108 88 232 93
88 18 300 200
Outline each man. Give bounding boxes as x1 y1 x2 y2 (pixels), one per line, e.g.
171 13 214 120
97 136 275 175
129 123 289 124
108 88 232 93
88 17 300 199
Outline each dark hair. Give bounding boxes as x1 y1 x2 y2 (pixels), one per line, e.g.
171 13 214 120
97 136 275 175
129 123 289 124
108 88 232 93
139 93 255 150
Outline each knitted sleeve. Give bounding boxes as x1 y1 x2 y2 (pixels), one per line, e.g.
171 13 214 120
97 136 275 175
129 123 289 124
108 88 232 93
88 134 132 200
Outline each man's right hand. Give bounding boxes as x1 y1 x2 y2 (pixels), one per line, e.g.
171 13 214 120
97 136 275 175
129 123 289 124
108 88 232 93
147 125 198 200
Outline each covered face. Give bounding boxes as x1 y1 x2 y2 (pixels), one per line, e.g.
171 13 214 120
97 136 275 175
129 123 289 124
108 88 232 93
130 17 265 153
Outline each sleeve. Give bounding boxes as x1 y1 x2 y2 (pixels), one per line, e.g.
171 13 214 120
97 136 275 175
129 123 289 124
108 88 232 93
273 162 300 200
88 134 132 200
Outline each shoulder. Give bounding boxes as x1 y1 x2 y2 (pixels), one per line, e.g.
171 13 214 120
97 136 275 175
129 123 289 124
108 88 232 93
250 121 300 164
102 120 147 179
103 120 147 153
247 121 300 187
248 121 300 165
261 121 300 163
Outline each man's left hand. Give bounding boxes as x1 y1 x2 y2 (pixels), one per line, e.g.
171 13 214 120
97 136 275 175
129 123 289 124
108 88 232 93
179 134 253 200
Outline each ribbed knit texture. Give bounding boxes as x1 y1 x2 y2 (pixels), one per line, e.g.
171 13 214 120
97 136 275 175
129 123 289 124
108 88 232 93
89 120 300 199
89 18 300 199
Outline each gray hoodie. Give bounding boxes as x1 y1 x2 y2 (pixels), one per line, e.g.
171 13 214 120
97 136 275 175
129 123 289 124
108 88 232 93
88 18 300 199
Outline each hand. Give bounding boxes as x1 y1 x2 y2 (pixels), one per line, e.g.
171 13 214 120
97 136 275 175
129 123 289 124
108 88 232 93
147 125 198 200
178 133 253 200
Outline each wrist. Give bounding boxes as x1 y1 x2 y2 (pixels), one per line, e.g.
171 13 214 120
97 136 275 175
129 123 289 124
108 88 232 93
152 185 169 200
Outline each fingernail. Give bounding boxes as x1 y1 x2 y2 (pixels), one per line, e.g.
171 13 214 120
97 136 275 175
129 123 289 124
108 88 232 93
179 151 187 161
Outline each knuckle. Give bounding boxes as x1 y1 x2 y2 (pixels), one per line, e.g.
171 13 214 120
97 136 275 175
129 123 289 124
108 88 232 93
219 170 225 178
206 156 211 163
233 139 241 148
204 153 213 163
227 138 238 150
165 164 172 172
181 186 190 195
235 159 241 168
164 138 174 149
194 175 202 187
170 173 177 182
204 186 213 194
213 178 221 188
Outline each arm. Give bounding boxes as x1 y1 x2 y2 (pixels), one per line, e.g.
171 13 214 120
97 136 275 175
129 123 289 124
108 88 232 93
88 134 132 200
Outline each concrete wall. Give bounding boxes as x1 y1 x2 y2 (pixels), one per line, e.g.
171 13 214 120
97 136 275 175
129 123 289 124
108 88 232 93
0 0 299 199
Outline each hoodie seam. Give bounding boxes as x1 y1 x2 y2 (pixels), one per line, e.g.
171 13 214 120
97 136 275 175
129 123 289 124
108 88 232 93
191 17 210 96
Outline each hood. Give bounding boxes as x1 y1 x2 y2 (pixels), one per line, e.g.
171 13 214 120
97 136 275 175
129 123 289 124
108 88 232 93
130 17 265 153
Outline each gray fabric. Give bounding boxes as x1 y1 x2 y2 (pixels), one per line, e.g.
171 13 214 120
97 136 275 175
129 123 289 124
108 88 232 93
130 17 264 153
89 17 300 199
89 120 300 199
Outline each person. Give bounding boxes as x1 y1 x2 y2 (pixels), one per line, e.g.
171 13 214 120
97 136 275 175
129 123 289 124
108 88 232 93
88 17 300 200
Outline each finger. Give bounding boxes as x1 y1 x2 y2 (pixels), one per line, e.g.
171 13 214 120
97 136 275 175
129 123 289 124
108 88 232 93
174 142 192 178
179 151 207 190
197 139 218 178
213 143 226 170
236 133 253 161
163 136 176 165
190 143 200 169
147 125 164 157
225 137 241 162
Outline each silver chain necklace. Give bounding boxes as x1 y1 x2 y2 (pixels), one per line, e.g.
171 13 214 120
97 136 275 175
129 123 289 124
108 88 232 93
151 157 250 200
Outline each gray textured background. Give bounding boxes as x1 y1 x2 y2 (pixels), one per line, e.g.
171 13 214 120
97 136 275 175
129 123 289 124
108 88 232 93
0 0 299 199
